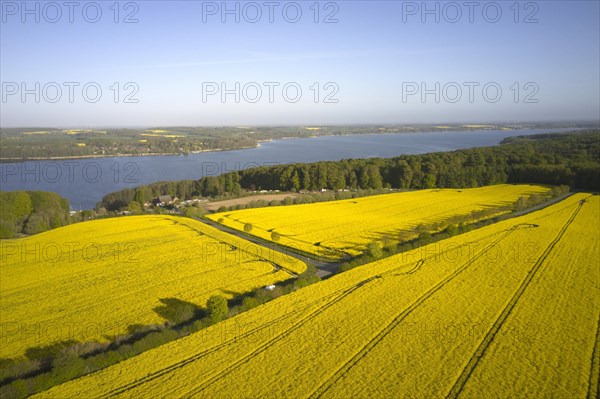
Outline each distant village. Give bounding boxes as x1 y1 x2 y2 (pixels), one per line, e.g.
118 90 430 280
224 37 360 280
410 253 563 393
70 188 370 219
146 195 206 209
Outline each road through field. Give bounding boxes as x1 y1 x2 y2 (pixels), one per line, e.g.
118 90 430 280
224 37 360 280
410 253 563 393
198 216 345 277
208 185 552 259
199 190 571 278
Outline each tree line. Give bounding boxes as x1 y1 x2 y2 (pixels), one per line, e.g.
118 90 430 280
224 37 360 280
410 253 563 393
0 191 71 238
98 131 600 211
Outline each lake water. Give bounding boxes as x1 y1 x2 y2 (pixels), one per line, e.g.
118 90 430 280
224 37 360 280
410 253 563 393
0 128 580 210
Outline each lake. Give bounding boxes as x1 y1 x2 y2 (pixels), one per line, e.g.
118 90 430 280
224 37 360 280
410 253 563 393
0 128 580 210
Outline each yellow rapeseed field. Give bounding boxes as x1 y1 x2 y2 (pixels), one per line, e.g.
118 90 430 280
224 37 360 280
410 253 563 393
209 184 551 259
0 216 305 360
34 193 599 399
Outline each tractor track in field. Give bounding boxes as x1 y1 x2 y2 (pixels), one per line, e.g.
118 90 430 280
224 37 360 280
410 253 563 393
98 290 343 398
389 259 425 276
306 225 519 399
197 216 345 277
100 219 538 398
176 244 486 398
179 277 382 398
169 218 300 277
99 277 380 399
587 312 600 399
445 198 586 399
87 253 436 398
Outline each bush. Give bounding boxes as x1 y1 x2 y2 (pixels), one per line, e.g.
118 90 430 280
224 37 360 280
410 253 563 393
445 224 459 236
244 223 253 233
34 373 57 393
190 320 205 332
0 358 41 382
417 232 433 244
0 220 16 238
117 344 134 359
295 275 320 289
514 196 527 210
162 329 180 342
242 297 260 311
207 295 228 322
7 379 30 399
23 214 50 235
51 352 86 381
268 286 284 299
294 278 310 289
184 206 205 218
254 289 271 304
127 201 142 213
366 242 383 259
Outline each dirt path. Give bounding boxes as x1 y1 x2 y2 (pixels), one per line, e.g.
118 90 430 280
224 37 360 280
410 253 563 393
510 192 572 218
196 192 574 279
196 217 345 278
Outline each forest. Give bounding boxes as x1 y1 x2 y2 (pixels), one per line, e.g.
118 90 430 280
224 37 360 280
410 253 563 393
98 131 599 211
0 191 71 238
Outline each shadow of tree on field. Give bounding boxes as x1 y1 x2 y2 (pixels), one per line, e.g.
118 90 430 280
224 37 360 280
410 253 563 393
127 323 152 335
0 280 300 394
0 341 79 385
220 289 251 308
24 341 79 363
153 298 204 325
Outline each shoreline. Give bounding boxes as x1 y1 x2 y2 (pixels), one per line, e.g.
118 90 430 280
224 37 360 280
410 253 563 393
0 145 261 162
0 127 587 163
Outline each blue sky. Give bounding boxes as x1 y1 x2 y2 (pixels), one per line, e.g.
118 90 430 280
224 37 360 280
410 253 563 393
1 0 599 127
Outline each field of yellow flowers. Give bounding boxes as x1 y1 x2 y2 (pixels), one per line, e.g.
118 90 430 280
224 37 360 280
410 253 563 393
0 216 305 360
34 193 599 399
209 184 551 259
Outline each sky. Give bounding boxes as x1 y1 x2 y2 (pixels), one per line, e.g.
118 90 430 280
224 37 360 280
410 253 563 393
1 0 599 127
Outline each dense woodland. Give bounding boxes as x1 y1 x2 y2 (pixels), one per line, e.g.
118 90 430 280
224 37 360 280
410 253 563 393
99 131 600 211
0 191 71 238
